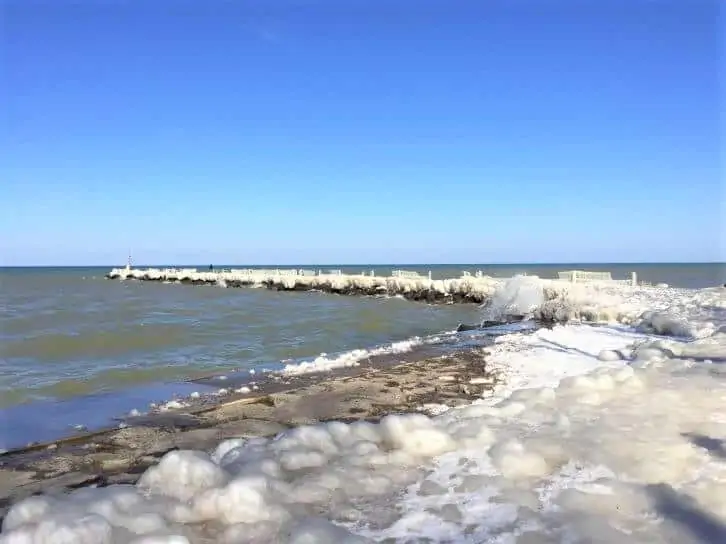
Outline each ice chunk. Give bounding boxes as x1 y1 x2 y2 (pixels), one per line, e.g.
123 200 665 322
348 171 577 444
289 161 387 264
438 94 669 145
488 439 550 479
191 476 289 525
597 349 621 361
379 414 455 457
137 451 228 502
1 514 113 544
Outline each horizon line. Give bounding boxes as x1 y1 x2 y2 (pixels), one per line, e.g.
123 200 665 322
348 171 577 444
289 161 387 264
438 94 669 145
2 261 725 268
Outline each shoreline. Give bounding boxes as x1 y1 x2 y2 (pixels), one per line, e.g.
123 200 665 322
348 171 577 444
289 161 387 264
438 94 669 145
4 279 725 541
0 320 533 453
0 347 501 524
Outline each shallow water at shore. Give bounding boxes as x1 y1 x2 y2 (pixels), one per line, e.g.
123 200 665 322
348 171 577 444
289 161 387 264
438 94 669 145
1 268 486 409
0 322 535 451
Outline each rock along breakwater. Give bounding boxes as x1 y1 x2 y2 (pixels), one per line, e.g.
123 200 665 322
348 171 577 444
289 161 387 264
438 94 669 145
105 266 643 307
105 267 504 303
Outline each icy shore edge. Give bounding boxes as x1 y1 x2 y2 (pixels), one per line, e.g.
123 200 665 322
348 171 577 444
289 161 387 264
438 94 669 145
2 283 725 544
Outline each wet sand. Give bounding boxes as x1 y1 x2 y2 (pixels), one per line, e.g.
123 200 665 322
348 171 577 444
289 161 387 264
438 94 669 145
0 348 500 525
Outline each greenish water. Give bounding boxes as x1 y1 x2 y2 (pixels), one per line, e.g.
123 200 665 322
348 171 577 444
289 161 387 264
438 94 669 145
1 267 484 409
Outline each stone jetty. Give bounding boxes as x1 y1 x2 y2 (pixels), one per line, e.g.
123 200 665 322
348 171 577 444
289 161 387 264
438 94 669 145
105 266 641 304
106 267 506 303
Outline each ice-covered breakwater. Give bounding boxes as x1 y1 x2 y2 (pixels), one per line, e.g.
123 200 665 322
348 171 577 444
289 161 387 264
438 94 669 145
105 266 641 305
106 267 505 303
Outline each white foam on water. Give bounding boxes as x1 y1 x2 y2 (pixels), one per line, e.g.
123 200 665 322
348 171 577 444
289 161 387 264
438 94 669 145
3 287 725 544
157 400 187 413
481 275 545 322
279 336 434 376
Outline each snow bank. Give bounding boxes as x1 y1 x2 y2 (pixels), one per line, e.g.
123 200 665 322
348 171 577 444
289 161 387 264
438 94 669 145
480 324 652 395
481 277 641 325
483 277 720 335
637 310 716 339
375 329 726 543
533 282 663 325
633 287 724 340
3 288 726 544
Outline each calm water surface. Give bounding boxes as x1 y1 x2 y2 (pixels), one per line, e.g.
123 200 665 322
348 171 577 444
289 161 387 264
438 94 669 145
1 267 484 409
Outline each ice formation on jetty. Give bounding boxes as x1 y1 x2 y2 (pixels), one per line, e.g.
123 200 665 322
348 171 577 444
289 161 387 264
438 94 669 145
3 283 725 543
106 266 642 306
107 267 504 303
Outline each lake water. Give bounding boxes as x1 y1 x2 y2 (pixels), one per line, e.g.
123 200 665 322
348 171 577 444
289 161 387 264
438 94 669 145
0 262 723 448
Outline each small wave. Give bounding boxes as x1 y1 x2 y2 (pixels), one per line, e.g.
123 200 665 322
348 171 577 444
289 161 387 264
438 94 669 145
275 321 543 377
280 336 428 375
480 275 545 321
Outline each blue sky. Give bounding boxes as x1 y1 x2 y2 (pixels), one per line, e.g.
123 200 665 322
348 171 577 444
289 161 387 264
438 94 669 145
2 0 723 265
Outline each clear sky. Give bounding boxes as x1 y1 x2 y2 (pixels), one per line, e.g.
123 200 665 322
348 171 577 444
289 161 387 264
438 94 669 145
2 0 723 266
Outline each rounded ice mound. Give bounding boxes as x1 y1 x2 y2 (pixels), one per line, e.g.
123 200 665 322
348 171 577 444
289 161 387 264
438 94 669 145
0 513 113 544
274 425 340 457
137 450 228 502
488 439 549 479
533 299 575 324
636 311 713 339
190 475 290 526
597 349 621 362
631 340 678 363
212 438 247 464
285 517 372 544
2 495 53 532
0 484 190 543
378 414 456 457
